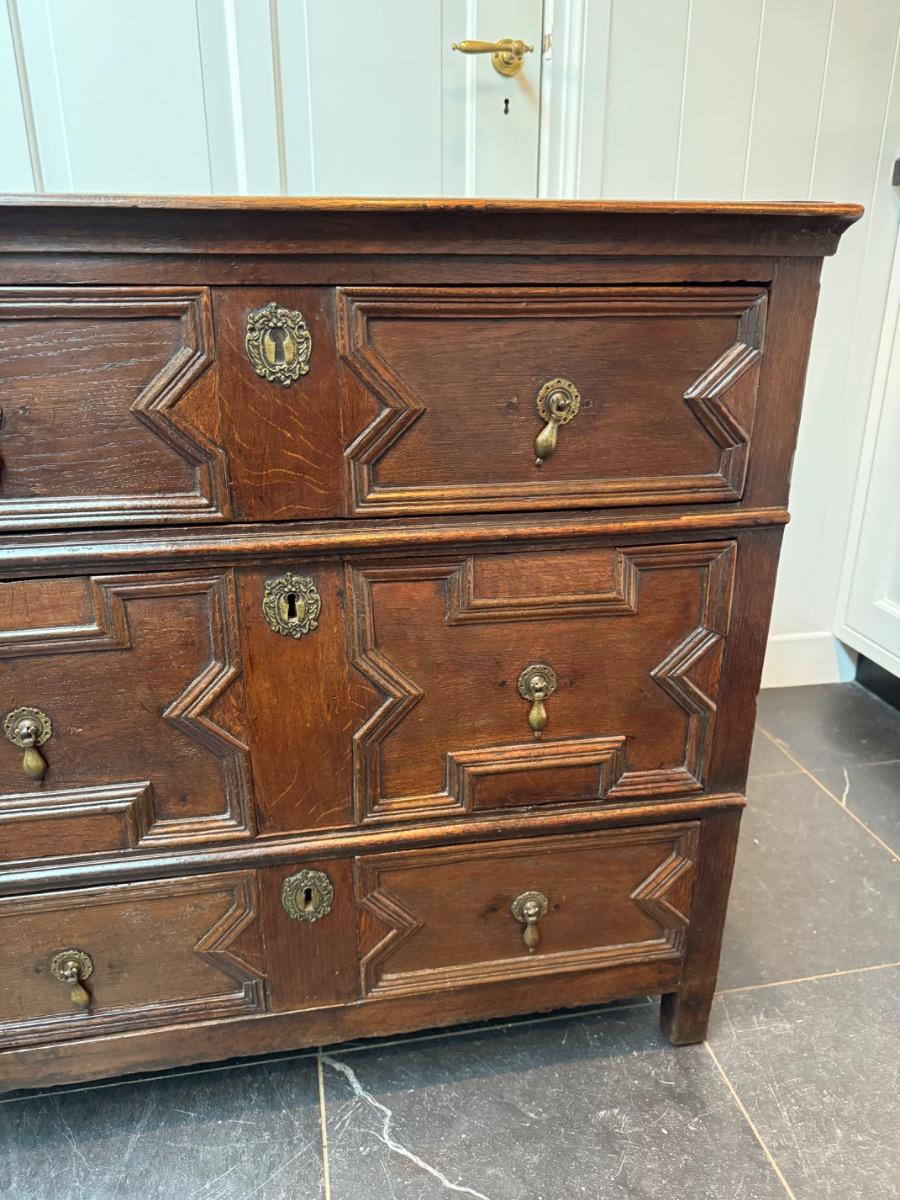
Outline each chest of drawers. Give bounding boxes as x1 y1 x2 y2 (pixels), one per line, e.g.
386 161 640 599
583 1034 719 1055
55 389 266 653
0 196 859 1091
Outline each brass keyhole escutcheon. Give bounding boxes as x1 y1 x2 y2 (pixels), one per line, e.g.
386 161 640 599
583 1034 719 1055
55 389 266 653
517 663 557 737
50 949 94 1010
534 378 581 465
511 890 549 953
281 869 334 923
262 572 321 639
245 301 312 386
4 706 52 781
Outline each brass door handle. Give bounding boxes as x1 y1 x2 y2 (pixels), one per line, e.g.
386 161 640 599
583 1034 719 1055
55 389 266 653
511 891 549 952
534 378 581 465
517 663 557 737
451 38 534 77
50 949 94 1010
4 706 52 781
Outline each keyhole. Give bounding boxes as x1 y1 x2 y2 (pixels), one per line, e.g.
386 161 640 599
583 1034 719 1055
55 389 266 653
503 97 510 115
302 886 315 911
270 326 286 364
286 592 298 621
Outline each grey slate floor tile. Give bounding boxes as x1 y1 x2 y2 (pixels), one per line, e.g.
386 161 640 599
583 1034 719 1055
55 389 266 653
757 681 900 769
748 724 800 776
322 1004 788 1200
709 966 900 1199
718 771 900 989
0 1054 324 1200
812 759 900 855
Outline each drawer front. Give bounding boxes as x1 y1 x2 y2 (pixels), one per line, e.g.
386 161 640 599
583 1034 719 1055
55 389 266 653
339 286 766 514
0 570 255 861
0 287 344 530
340 540 735 827
357 824 699 997
0 870 266 1048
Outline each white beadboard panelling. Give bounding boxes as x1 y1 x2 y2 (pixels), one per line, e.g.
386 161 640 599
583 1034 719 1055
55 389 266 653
16 0 212 193
602 0 690 198
0 2 36 190
284 1 444 197
675 0 764 199
770 0 900 655
274 0 314 194
538 0 611 199
195 0 282 194
742 0 833 199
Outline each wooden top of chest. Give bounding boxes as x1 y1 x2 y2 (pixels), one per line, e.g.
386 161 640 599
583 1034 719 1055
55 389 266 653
0 194 863 258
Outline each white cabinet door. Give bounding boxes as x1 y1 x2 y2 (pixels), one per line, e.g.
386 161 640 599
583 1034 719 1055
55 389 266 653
0 0 544 198
837 223 900 677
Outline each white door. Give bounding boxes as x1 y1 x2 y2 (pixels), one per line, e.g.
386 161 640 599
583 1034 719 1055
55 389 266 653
0 0 544 198
837 223 900 677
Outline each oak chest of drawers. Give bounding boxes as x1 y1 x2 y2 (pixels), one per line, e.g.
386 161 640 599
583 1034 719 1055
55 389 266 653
0 196 859 1091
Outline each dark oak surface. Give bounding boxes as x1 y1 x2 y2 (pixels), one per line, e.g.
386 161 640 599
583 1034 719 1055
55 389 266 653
0 196 858 1092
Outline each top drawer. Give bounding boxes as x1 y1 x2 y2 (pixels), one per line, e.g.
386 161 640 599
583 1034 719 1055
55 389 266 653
0 285 766 530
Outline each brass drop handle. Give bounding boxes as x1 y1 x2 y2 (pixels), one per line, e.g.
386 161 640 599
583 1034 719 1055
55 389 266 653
451 38 534 77
534 378 581 466
50 949 94 1010
4 706 53 781
511 891 549 953
517 663 557 737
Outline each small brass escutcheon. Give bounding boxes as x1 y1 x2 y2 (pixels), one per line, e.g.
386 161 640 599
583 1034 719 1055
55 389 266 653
517 663 557 737
262 572 321 639
511 890 549 953
4 705 52 781
534 377 581 465
50 948 94 1010
281 869 334 923
245 301 312 386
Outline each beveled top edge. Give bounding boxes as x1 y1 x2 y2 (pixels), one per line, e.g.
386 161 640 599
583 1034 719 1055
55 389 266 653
0 193 865 220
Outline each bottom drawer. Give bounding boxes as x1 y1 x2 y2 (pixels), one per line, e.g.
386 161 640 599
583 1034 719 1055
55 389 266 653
356 822 699 997
0 870 266 1048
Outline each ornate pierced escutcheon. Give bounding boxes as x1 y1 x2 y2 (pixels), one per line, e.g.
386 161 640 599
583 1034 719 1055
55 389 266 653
534 377 581 465
510 890 549 953
50 948 94 1010
245 301 312 386
262 572 321 639
517 663 557 737
281 869 334 922
4 705 53 781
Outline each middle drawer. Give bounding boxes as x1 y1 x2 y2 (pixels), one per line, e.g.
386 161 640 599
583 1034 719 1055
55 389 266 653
0 538 736 864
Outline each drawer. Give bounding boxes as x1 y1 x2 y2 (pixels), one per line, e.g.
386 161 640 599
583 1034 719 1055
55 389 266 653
338 286 766 515
338 540 736 828
1 284 765 531
356 823 699 997
0 570 257 861
0 286 344 530
0 870 266 1048
1 539 736 857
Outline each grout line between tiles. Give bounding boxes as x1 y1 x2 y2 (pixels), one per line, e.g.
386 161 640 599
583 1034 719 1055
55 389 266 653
755 725 900 861
716 958 900 996
704 1041 798 1200
316 1047 332 1200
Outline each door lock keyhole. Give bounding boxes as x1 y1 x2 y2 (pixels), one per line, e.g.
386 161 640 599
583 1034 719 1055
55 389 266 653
302 886 315 911
503 97 510 115
285 591 298 621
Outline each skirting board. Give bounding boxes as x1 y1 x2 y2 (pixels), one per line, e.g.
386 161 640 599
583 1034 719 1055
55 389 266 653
761 632 857 689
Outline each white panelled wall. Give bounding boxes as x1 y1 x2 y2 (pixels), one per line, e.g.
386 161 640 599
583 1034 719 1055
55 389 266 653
3 0 900 686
